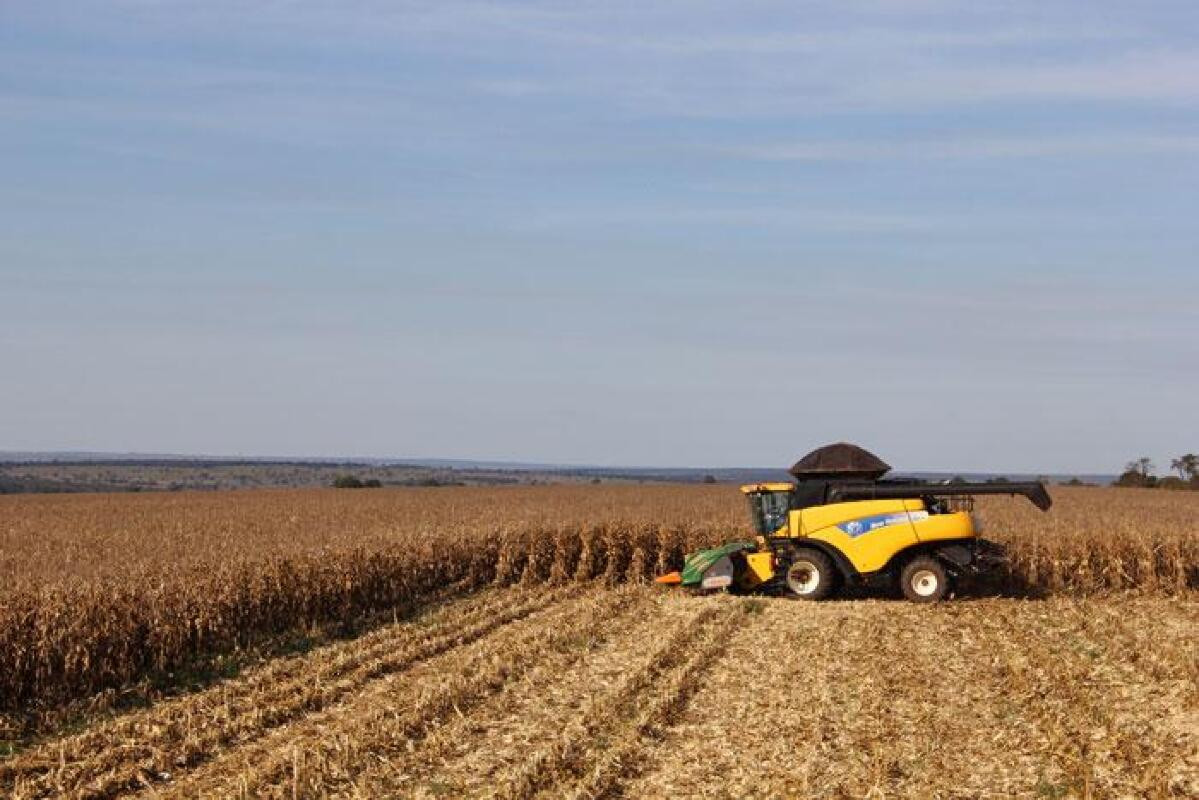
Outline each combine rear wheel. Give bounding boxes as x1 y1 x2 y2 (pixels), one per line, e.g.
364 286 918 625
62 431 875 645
900 556 949 603
783 549 836 600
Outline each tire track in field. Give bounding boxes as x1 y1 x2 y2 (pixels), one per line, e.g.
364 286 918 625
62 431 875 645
490 596 753 800
5 585 566 800
623 601 960 799
635 602 1012 798
558 606 750 800
151 586 642 799
333 590 720 798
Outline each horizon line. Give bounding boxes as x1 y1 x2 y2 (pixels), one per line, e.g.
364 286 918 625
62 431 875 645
0 449 1119 477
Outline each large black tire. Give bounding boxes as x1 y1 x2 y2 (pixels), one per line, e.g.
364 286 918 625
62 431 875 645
900 556 950 603
783 548 837 600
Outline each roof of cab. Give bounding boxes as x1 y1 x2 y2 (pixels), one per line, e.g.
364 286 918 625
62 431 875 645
739 482 795 494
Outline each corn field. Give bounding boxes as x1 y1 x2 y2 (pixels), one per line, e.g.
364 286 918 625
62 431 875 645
0 484 1196 798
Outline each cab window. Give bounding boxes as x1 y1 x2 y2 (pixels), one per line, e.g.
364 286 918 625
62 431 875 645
747 490 792 534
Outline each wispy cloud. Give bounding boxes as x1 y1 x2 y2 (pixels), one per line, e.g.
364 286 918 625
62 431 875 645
515 207 970 236
732 133 1199 162
857 49 1199 107
520 25 1129 56
462 48 1199 120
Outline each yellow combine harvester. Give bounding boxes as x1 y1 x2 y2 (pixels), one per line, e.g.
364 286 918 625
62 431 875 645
657 443 1052 602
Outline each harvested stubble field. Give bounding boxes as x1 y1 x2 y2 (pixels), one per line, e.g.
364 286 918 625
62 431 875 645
0 484 1196 798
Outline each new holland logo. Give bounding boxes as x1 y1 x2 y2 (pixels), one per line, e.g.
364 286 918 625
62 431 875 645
837 511 925 538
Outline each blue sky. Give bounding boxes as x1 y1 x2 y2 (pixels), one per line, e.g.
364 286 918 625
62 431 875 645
2 1 1196 473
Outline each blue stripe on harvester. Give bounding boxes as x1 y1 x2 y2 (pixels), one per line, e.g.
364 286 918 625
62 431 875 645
837 512 910 538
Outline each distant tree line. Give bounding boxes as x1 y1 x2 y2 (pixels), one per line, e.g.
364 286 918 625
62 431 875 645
332 475 383 489
331 474 466 489
1114 454 1199 490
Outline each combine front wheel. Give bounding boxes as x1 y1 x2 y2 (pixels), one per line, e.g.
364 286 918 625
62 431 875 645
784 548 837 600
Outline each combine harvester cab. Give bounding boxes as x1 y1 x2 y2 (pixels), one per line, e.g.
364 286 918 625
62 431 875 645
657 443 1051 603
